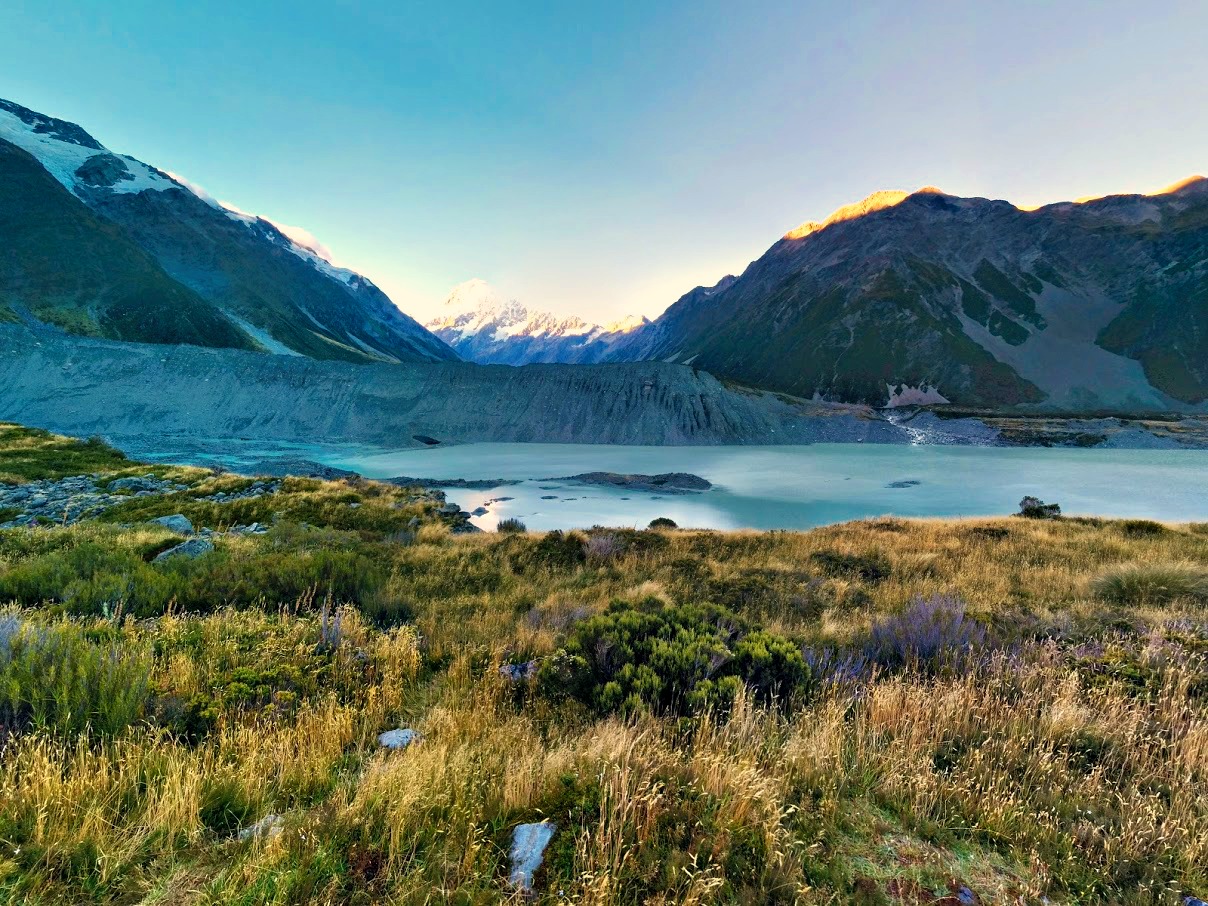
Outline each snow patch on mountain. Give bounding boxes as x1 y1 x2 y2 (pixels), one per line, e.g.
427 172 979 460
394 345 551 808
162 175 361 288
0 99 177 196
886 384 950 408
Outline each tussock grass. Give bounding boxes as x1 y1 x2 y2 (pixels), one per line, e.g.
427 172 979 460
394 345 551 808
1092 561 1208 606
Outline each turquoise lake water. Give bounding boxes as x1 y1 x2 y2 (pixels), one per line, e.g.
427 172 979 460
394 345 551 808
303 443 1208 531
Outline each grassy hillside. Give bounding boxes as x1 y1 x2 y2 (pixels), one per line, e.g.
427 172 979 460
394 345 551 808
0 140 258 351
0 424 1206 904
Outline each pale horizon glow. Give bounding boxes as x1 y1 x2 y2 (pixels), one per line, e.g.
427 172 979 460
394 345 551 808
2 1 1206 324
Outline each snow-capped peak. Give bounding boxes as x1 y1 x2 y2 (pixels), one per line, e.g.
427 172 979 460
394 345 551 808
426 280 650 364
440 278 502 315
0 97 179 197
165 172 361 288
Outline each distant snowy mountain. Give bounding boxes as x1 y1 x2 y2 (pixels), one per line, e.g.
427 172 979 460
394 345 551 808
426 279 650 364
0 97 456 363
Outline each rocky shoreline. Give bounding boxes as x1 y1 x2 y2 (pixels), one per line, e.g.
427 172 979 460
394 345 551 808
0 470 482 535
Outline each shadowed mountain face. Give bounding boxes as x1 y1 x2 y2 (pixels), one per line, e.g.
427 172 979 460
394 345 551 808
611 182 1208 411
0 97 456 364
0 139 257 349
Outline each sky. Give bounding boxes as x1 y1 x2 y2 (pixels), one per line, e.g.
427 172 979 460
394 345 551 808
2 0 1206 324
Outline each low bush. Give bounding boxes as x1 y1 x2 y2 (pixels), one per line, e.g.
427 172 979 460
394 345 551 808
802 646 872 688
1119 519 1167 537
507 530 587 573
1018 495 1061 518
0 619 151 736
648 517 678 530
867 594 990 672
540 599 810 715
968 525 1010 541
496 517 526 534
583 531 625 564
1092 562 1208 606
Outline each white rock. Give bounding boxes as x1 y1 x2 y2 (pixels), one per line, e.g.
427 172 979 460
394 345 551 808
237 813 283 841
509 821 556 890
377 728 418 750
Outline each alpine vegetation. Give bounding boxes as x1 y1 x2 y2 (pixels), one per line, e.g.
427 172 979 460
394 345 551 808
0 424 1206 903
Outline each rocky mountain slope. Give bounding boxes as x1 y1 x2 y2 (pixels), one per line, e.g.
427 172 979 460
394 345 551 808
609 180 1208 412
0 98 455 363
427 279 649 364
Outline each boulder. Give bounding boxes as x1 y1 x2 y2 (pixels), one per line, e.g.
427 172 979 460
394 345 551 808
237 813 284 842
109 476 154 492
509 821 556 891
154 538 214 562
152 514 194 534
377 728 419 750
500 661 539 682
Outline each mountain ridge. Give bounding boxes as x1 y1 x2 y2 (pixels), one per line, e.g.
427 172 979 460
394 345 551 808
607 178 1208 411
0 97 456 364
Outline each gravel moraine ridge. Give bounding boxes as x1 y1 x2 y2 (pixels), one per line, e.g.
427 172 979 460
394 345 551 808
0 473 187 528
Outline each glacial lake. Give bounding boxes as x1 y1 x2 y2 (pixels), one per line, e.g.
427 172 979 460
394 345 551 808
172 441 1208 532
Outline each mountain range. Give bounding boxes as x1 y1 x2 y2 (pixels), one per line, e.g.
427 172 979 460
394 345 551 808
425 279 649 365
3 96 1206 416
0 98 455 363
606 181 1208 411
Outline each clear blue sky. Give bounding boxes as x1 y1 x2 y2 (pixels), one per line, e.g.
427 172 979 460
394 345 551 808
2 0 1206 322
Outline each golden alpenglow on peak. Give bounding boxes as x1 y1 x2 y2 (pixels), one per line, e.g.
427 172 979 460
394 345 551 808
1150 174 1206 196
784 186 945 240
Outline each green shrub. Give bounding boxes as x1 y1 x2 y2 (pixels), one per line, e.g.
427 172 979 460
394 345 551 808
1018 496 1061 519
648 517 678 530
1091 562 1208 606
540 599 808 716
507 530 587 573
730 630 808 704
0 620 151 736
496 517 526 534
183 548 386 611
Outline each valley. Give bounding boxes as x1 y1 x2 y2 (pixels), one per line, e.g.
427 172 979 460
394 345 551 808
0 71 1206 906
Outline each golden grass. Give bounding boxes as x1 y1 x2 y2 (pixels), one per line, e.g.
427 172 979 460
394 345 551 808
1 430 1206 903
